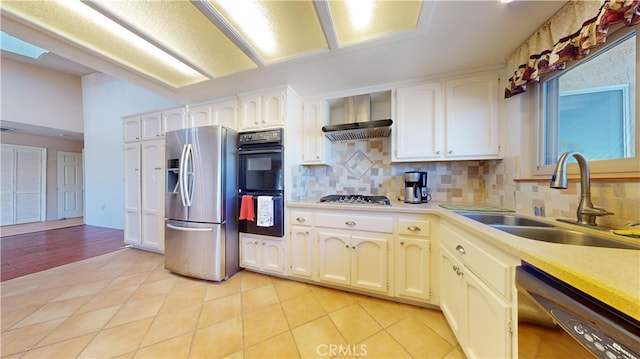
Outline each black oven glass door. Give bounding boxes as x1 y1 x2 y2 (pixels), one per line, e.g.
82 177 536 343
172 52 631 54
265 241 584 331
238 148 283 192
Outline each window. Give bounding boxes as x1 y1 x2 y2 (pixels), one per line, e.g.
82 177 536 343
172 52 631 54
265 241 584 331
535 29 638 176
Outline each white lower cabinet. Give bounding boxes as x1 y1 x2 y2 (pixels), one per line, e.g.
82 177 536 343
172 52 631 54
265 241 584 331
317 230 390 294
439 221 518 359
240 233 287 275
394 216 434 302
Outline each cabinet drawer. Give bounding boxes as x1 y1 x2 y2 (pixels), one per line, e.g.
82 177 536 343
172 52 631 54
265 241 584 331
441 222 516 298
397 218 431 237
316 213 394 233
291 211 314 226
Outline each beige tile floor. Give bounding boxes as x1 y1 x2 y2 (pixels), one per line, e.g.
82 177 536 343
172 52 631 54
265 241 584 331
1 248 585 358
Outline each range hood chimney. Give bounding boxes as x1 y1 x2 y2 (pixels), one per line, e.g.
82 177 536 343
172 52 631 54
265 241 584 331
321 94 393 142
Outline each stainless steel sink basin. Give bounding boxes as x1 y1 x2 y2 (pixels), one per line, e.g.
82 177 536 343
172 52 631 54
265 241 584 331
456 212 554 227
492 225 640 250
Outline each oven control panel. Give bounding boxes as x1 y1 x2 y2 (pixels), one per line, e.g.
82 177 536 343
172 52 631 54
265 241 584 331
238 128 283 146
551 307 638 359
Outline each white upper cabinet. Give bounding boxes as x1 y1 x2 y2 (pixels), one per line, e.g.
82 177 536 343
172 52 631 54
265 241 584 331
238 88 286 131
445 72 501 159
140 112 163 140
123 115 141 142
393 83 444 162
393 71 502 162
188 98 238 129
162 107 187 134
302 99 331 165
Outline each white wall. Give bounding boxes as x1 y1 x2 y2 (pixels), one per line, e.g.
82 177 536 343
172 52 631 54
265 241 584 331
82 73 178 229
0 58 84 133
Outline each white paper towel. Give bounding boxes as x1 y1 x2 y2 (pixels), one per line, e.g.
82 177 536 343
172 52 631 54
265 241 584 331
257 196 274 227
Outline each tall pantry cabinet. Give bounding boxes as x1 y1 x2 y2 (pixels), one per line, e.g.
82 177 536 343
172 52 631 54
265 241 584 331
123 107 183 252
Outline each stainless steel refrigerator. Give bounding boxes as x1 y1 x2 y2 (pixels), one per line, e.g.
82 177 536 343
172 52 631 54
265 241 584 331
164 125 239 281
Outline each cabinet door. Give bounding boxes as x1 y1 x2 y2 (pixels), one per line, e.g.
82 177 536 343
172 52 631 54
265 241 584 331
162 108 186 134
261 239 285 274
351 235 389 294
393 82 443 162
290 225 314 279
445 73 500 158
140 112 163 140
240 235 261 270
302 100 330 165
239 95 261 130
463 263 512 359
124 143 141 245
395 236 430 301
140 140 165 251
439 245 464 338
123 117 141 142
189 104 213 128
318 231 350 286
212 99 238 129
261 90 285 128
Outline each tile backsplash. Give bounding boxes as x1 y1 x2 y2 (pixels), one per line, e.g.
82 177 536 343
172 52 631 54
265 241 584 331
292 138 639 229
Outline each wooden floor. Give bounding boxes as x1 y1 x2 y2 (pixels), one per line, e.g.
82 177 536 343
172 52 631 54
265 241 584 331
0 225 127 281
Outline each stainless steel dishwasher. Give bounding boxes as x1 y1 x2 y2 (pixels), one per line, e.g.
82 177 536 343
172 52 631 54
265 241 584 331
516 263 639 359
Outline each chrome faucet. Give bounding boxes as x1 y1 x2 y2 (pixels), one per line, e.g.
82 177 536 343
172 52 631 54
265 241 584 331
550 151 613 226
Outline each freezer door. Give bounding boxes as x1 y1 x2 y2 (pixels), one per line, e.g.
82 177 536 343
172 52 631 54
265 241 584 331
165 128 188 221
164 220 225 281
187 126 224 223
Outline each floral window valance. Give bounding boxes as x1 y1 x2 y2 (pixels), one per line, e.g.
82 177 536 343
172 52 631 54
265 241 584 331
505 0 640 98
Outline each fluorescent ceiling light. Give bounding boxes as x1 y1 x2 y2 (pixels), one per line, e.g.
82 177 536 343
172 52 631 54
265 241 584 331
1 0 208 88
346 0 375 30
328 0 422 47
0 31 49 59
214 0 276 56
208 0 328 63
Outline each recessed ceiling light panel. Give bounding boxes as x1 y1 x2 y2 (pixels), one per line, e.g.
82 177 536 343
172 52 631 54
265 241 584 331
90 1 257 78
1 0 208 88
209 0 328 63
328 0 422 46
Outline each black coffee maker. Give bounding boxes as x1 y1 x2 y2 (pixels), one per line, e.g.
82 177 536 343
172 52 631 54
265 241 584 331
404 171 428 204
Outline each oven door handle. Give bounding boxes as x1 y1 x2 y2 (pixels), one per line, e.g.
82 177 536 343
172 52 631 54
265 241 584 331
238 148 283 155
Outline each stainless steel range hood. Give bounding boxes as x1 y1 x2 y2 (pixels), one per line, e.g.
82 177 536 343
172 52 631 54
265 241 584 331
322 94 393 142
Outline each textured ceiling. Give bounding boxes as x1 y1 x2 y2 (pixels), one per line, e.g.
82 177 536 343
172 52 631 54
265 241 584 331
1 1 567 103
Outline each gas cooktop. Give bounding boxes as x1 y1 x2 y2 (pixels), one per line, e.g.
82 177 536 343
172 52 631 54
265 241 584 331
318 195 391 206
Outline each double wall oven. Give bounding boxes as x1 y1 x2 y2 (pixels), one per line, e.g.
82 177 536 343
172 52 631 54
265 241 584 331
237 128 284 237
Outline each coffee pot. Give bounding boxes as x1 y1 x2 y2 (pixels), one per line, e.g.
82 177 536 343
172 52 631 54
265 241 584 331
404 171 428 204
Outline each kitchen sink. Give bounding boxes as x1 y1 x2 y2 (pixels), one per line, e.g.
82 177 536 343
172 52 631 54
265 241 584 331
456 212 555 227
492 225 640 250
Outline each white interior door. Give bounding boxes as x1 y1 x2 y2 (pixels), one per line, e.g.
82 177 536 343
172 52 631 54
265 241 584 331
57 151 84 219
0 144 46 225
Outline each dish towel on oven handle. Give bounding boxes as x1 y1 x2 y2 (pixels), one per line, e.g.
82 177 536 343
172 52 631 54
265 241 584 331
256 196 274 227
239 195 255 221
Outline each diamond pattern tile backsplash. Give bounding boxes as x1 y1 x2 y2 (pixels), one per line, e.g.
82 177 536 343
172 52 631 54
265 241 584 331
290 138 639 229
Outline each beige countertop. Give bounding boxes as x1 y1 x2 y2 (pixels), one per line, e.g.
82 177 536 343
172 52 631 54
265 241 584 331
287 200 640 321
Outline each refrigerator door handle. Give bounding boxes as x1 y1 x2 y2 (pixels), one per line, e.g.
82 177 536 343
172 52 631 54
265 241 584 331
178 143 189 207
166 223 213 232
184 143 194 207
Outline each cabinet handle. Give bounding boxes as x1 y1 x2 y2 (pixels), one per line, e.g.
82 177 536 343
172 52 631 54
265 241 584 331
448 150 453 154
407 226 421 232
262 242 266 245
435 150 440 154
455 245 466 255
154 167 162 170
345 244 349 249
254 240 259 244
296 217 306 223
352 246 356 249
452 265 459 272
345 221 356 226
400 241 405 245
